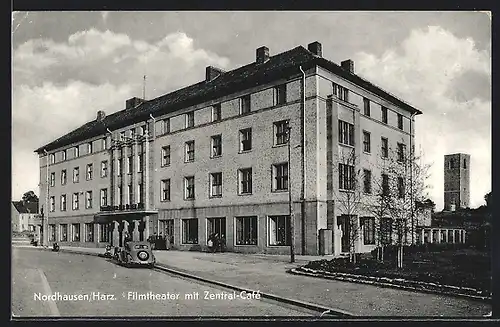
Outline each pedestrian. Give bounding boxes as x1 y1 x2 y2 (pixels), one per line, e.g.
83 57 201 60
148 232 157 250
214 233 220 252
207 233 215 253
158 232 164 250
220 234 226 253
164 233 171 250
123 231 132 246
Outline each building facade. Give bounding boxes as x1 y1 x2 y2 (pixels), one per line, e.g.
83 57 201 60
444 153 470 211
11 201 40 233
36 41 422 255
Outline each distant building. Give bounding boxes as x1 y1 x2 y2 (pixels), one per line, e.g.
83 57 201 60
11 201 40 232
444 153 470 211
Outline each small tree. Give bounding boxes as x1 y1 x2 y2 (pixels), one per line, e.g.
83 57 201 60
22 190 38 204
332 148 365 264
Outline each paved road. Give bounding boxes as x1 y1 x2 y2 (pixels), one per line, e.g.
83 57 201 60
12 248 318 317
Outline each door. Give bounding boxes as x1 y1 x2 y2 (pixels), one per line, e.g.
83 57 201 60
159 219 175 244
337 216 350 253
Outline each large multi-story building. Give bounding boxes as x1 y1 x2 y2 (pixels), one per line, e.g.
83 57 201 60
35 41 422 255
444 153 470 210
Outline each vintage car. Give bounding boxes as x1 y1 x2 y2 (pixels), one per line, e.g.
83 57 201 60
114 241 155 268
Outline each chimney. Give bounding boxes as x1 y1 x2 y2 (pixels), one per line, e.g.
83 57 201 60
96 110 106 121
126 97 144 109
307 41 322 57
256 46 269 64
206 66 225 82
341 59 355 73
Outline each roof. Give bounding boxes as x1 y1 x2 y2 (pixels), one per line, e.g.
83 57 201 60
12 201 39 214
35 45 423 153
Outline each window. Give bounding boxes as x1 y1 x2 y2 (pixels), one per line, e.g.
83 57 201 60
210 172 223 197
363 98 371 116
212 104 222 122
185 176 195 200
162 118 170 134
463 159 467 169
138 126 145 136
87 142 93 154
185 112 194 128
182 219 198 244
397 143 406 162
85 191 92 209
332 83 349 102
119 131 125 141
382 106 388 124
50 196 55 212
159 179 171 201
381 218 392 245
138 154 143 172
360 217 375 245
211 135 222 157
448 158 454 169
273 163 288 191
207 218 226 238
61 170 67 185
274 120 289 145
339 120 354 146
61 150 67 161
382 174 390 196
74 146 79 158
363 169 372 194
339 163 355 191
240 95 251 114
50 172 55 187
86 164 93 180
160 146 170 167
381 137 388 158
99 223 110 242
117 186 122 205
398 114 403 130
127 185 133 205
49 225 56 242
73 167 80 183
49 153 55 164
72 193 79 210
159 220 175 244
239 168 253 194
397 177 405 199
60 194 67 211
235 216 257 245
363 131 371 153
239 128 252 152
269 215 291 246
72 223 80 242
102 138 107 150
60 224 68 242
137 183 143 204
100 161 108 177
275 84 287 105
185 141 195 162
100 188 108 207
127 156 132 174
85 223 94 242
117 159 122 176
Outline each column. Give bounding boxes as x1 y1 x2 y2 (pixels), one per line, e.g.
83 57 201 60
429 229 433 243
132 139 138 205
451 229 455 243
144 216 150 241
112 221 120 247
420 229 425 244
121 145 128 206
123 220 129 237
132 220 140 241
112 143 120 207
463 230 466 244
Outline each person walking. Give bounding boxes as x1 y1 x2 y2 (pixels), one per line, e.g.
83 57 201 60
207 233 215 253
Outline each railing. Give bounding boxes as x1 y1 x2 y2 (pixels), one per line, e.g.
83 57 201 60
100 203 145 212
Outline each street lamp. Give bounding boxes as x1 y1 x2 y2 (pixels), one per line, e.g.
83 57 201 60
287 125 295 263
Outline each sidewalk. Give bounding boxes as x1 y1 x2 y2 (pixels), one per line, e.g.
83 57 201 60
18 245 491 317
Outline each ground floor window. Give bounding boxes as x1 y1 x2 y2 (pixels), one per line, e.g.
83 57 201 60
60 224 68 242
85 223 94 242
49 224 56 242
159 219 174 244
99 223 110 242
268 215 290 246
360 217 375 245
207 217 226 239
380 218 392 245
72 223 80 242
235 216 257 245
182 219 198 244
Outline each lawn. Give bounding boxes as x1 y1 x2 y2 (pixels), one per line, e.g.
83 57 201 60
304 247 491 295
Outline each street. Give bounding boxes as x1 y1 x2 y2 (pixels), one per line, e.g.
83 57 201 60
12 248 318 317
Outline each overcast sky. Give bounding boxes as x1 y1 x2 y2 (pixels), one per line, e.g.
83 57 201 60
12 11 491 210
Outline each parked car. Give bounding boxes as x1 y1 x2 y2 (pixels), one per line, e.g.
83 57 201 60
114 241 155 268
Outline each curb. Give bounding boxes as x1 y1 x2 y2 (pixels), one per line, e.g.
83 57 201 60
289 267 491 303
18 246 354 317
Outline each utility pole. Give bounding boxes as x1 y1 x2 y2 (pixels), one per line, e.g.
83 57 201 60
288 125 295 263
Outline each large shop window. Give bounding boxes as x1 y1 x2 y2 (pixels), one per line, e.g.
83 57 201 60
99 223 110 243
85 223 94 242
235 216 257 245
49 224 56 242
182 219 198 244
72 223 80 242
268 215 291 246
60 224 68 242
207 217 226 238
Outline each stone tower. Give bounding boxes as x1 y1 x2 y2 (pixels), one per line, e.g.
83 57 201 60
444 153 470 210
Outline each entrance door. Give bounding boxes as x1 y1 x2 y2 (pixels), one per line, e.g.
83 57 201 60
337 215 350 253
159 219 174 244
207 217 226 245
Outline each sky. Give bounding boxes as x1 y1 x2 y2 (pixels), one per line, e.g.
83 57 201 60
12 11 491 210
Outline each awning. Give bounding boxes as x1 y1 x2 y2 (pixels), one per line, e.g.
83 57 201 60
94 209 158 223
